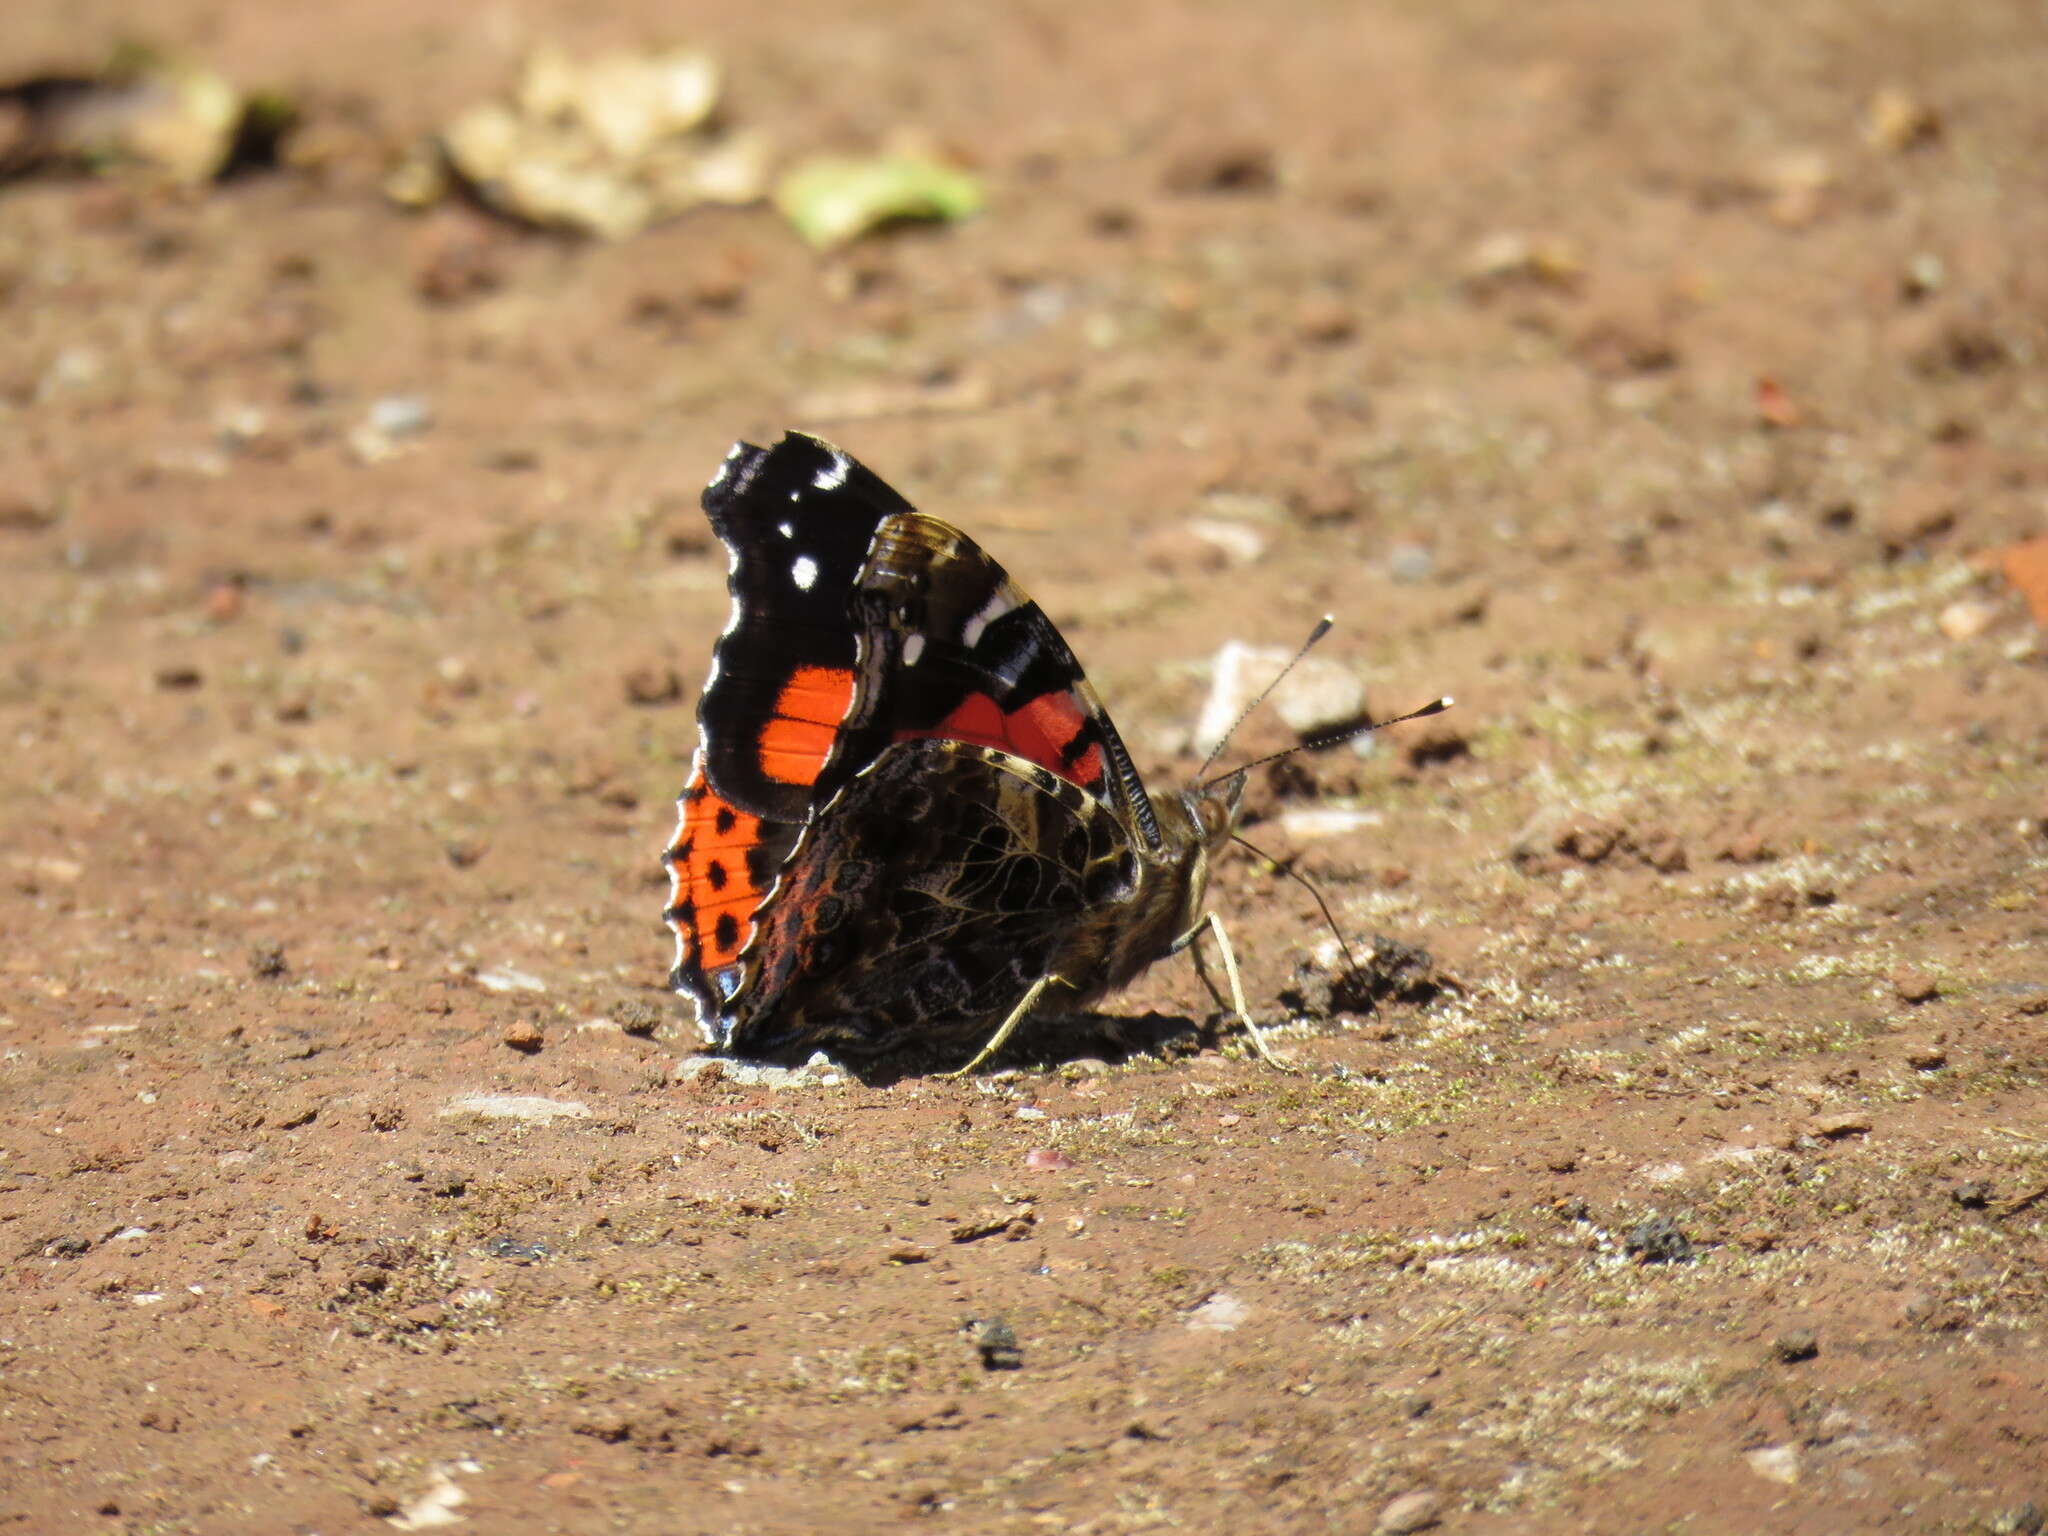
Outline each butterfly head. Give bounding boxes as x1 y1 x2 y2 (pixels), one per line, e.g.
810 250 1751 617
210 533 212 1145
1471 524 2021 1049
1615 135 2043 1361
1158 768 1248 938
1185 768 1248 853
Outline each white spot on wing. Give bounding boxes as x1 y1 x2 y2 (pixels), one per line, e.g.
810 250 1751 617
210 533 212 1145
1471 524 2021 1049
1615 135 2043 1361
903 633 926 666
792 555 819 590
812 451 850 491
706 441 744 490
719 543 743 638
961 590 1017 649
777 521 794 538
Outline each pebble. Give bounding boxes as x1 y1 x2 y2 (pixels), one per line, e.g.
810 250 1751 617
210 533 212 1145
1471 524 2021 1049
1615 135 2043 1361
1161 140 1276 195
1373 1489 1442 1534
1951 1179 1991 1210
1939 599 1999 641
1138 521 1228 577
1903 1041 1947 1071
1745 1445 1801 1486
1890 967 1939 1004
1639 833 1689 873
1463 230 1582 289
1864 86 1941 153
1809 1112 1872 1140
474 966 546 994
1984 1507 2046 1536
1556 820 1621 864
1386 543 1435 584
1289 467 1361 524
1294 297 1356 345
1271 658 1368 738
500 1020 543 1053
1720 831 1776 864
1185 1292 1248 1333
369 395 434 438
1770 1328 1819 1363
968 1316 1024 1371
0 483 58 531
1024 1148 1076 1171
1623 1214 1694 1264
1191 641 1288 752
1183 518 1268 567
622 665 684 706
204 581 244 623
951 1206 1035 1243
1278 807 1383 841
438 1093 592 1122
673 1052 845 1090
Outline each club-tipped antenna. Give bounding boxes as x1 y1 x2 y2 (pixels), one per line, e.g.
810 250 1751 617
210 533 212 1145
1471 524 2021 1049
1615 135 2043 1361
1195 616 1336 781
1201 694 1453 791
1231 832 1361 976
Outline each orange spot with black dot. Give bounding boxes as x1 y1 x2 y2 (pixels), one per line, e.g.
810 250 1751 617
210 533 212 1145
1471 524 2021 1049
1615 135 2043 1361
758 666 855 786
667 775 768 965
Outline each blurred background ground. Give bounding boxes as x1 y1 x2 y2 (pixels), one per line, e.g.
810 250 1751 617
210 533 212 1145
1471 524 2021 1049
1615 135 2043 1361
2 2 2045 1532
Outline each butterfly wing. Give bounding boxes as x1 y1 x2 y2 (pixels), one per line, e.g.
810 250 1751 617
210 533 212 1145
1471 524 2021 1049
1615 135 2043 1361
852 511 1163 850
725 738 1139 1061
665 435 914 1026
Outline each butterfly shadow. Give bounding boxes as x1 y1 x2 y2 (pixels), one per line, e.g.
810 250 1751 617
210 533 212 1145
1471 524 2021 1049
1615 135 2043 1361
832 1009 1230 1086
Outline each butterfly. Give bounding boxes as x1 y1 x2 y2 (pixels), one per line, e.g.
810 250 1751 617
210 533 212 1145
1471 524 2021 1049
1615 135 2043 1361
662 432 1444 1072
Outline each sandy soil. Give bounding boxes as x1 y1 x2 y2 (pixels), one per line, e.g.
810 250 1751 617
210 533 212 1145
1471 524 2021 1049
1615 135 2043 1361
4 2 2046 1532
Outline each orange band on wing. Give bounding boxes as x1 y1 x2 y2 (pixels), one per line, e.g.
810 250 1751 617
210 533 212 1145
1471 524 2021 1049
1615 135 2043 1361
758 666 855 786
903 689 1105 789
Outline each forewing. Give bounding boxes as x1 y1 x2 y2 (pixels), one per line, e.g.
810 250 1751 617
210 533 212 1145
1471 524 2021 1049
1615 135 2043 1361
853 512 1164 851
695 433 914 820
667 433 911 1031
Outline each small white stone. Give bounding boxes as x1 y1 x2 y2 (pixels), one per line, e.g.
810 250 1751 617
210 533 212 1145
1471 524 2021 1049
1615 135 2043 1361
473 966 547 994
386 1462 478 1531
368 395 433 438
1193 641 1291 755
1373 1489 1442 1534
1938 599 1998 641
1271 657 1368 737
1185 1292 1249 1332
1184 519 1268 567
1276 807 1383 841
1745 1444 1801 1485
673 1053 846 1090
439 1093 593 1123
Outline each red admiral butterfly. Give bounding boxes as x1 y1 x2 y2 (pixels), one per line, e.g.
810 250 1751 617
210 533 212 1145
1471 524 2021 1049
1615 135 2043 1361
662 432 1443 1072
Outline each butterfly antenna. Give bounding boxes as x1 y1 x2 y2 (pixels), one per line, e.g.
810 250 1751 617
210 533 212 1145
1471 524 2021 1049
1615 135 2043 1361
1196 616 1336 781
1231 832 1361 975
1201 694 1453 791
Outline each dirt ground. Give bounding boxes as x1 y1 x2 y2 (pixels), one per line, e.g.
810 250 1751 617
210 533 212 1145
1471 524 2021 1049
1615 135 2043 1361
4 1 2047 1532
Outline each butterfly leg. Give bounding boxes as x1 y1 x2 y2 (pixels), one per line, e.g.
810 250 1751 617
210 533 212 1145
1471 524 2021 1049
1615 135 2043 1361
945 971 1067 1078
1187 911 1293 1070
